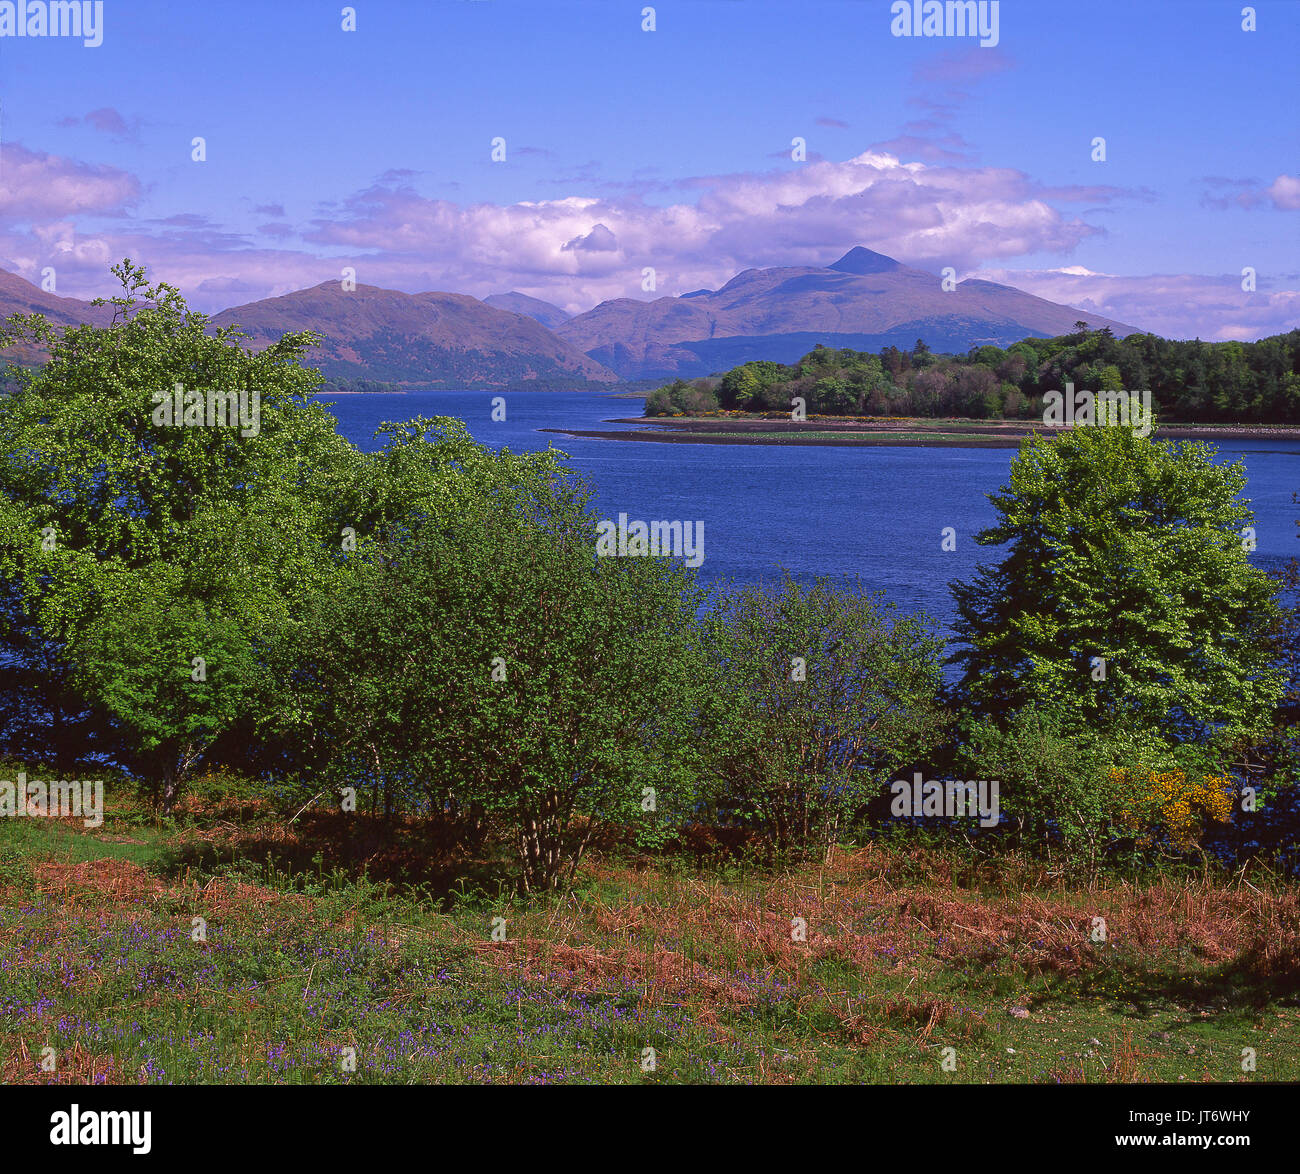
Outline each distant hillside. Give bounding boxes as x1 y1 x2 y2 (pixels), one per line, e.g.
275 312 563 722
3 254 1149 391
0 268 612 388
0 269 112 366
209 282 616 387
556 246 1143 379
484 291 572 330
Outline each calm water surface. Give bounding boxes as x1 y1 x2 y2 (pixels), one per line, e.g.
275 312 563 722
316 390 1300 635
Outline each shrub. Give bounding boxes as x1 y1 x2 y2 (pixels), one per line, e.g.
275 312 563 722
283 459 706 893
1115 767 1234 855
697 575 946 860
959 706 1151 873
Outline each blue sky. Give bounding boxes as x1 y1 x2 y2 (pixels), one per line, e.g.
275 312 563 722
1 0 1297 337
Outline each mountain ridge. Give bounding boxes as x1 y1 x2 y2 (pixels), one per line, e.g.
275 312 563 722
0 249 1145 385
206 282 616 387
483 291 572 329
554 247 1143 379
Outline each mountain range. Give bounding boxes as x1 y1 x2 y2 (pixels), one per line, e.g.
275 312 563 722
207 283 612 387
0 248 1143 386
554 247 1142 379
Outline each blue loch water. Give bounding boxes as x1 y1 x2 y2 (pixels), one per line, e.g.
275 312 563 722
316 389 1300 636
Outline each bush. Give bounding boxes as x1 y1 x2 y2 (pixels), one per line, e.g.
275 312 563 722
282 459 706 893
697 575 947 860
959 706 1147 874
1116 766 1234 856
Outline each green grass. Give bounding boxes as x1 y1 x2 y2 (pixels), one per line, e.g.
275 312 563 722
0 811 169 871
1 771 1296 1084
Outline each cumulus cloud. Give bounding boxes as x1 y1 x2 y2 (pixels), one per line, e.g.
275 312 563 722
562 223 618 253
972 265 1300 341
1267 174 1300 211
1200 174 1300 212
274 150 1122 312
0 144 138 219
2 139 1292 340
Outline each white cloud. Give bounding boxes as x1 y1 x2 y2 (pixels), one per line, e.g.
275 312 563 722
1267 174 1300 211
2 143 1293 341
974 266 1300 341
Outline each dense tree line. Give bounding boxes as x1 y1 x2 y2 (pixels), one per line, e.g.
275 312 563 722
2 265 1296 890
318 376 402 395
647 327 1300 424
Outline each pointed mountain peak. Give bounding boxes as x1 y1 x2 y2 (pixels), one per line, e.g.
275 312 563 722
828 246 903 275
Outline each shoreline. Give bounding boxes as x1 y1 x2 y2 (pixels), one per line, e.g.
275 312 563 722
542 416 1300 447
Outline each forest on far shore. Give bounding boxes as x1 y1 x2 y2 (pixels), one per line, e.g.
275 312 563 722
646 326 1300 424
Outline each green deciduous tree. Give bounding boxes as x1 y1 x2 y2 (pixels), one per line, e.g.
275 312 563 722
0 261 360 808
951 425 1285 749
283 463 706 892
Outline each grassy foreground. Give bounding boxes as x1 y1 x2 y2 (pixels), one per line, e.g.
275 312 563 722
1 774 1297 1085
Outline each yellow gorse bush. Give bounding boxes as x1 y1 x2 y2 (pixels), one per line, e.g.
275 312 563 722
1112 767 1234 852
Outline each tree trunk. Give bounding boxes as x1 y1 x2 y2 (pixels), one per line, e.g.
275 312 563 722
160 762 180 816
